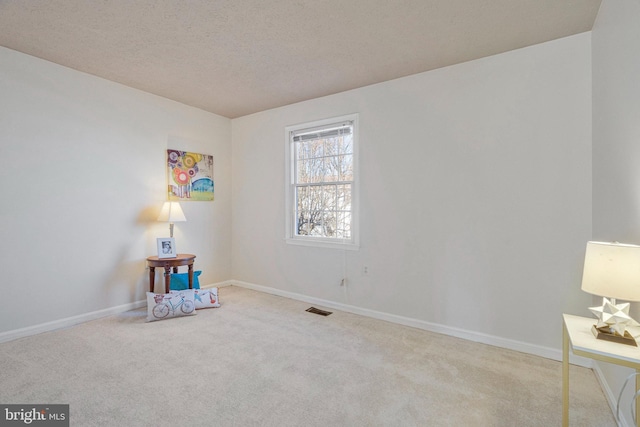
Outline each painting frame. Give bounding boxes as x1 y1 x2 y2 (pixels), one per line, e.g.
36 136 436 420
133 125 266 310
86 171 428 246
157 237 177 259
166 149 214 201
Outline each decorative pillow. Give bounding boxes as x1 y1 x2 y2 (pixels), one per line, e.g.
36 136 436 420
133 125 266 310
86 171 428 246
169 271 201 290
171 287 220 309
146 289 197 322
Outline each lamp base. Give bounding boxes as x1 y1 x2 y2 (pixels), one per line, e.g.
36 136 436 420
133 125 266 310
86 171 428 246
591 325 637 346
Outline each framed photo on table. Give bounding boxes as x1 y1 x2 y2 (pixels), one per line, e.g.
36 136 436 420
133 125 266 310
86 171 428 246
157 237 176 258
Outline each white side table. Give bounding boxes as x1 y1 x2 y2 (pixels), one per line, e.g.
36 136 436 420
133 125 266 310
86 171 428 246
563 313 640 427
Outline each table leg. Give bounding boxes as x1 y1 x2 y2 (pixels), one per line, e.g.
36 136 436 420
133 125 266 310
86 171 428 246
149 267 155 293
563 321 569 427
163 266 171 294
188 263 193 289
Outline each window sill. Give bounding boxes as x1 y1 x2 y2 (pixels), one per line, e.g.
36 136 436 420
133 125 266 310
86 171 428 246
285 237 359 251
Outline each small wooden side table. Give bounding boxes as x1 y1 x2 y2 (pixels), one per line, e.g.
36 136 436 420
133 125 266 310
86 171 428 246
146 254 196 294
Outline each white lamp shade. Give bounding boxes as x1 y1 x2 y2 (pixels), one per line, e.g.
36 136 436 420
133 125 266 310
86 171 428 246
581 241 640 302
157 202 186 223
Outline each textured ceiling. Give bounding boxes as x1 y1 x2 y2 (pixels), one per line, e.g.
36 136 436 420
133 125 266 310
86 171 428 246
0 0 601 118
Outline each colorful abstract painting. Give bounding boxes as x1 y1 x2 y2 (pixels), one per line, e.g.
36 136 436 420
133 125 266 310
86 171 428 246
167 149 214 201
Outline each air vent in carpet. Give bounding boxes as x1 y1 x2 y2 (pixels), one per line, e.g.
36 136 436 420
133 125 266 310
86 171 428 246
305 307 332 316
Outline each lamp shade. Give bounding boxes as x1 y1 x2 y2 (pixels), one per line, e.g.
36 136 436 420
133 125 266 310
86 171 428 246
157 202 186 223
581 241 640 302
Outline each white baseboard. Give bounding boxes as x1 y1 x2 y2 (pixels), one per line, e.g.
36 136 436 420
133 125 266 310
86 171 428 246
202 280 234 289
0 300 146 344
0 280 234 344
231 280 595 368
0 277 618 422
0 277 594 371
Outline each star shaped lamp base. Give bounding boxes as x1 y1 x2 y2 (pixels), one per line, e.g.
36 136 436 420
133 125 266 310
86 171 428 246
589 297 639 346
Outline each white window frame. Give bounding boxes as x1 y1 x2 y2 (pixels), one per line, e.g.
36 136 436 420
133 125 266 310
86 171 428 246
285 113 359 250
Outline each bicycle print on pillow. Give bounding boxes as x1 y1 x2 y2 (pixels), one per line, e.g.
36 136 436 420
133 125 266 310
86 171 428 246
146 289 197 322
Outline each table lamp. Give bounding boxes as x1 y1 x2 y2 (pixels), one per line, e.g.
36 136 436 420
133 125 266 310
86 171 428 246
157 202 186 238
581 241 640 346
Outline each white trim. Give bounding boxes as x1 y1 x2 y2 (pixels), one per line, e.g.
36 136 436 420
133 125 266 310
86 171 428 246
1 277 611 421
0 277 594 369
0 280 234 344
0 300 146 344
284 236 360 250
201 280 234 289
231 280 593 367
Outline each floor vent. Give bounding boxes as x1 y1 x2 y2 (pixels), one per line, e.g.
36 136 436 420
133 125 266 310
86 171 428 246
306 307 332 316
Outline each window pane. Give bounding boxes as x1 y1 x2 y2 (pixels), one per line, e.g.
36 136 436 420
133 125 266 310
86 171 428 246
296 160 307 183
337 212 351 238
337 184 351 211
322 211 337 237
308 214 323 236
309 140 323 158
324 185 337 210
323 157 339 182
339 155 353 181
298 158 325 183
324 138 339 156
297 210 310 235
296 185 352 238
296 186 309 212
308 186 324 212
295 142 309 160
339 136 353 155
313 157 326 183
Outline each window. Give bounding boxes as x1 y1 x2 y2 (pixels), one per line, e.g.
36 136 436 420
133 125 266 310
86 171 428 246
285 114 359 249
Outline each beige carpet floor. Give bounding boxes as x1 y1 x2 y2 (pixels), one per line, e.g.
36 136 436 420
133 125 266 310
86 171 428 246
0 286 616 426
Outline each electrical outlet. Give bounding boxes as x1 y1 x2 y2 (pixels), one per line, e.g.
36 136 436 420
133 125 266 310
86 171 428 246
363 266 369 275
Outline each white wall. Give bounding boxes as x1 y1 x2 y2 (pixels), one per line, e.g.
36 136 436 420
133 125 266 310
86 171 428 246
592 0 640 424
0 24 595 357
0 47 232 335
232 33 593 351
